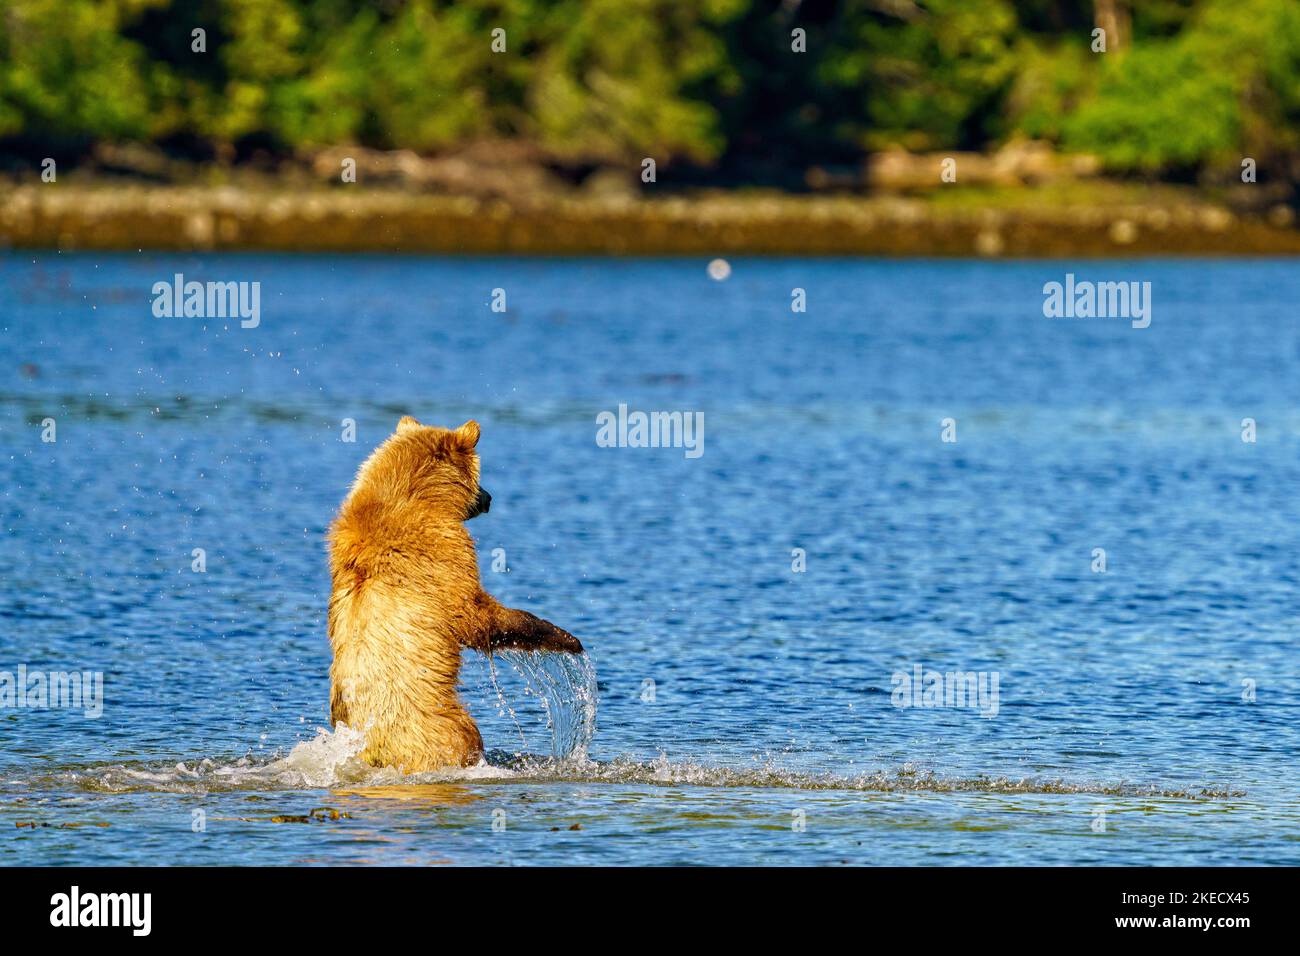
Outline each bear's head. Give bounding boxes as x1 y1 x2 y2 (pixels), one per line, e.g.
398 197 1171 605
353 415 490 521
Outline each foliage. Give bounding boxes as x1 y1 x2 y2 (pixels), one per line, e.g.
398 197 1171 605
1058 0 1300 173
0 0 1297 180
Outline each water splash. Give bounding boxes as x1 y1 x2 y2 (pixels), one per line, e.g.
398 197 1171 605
495 650 598 764
257 723 373 788
467 649 598 764
9 740 1245 800
510 756 1247 799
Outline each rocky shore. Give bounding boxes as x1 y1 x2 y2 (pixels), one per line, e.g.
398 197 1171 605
2 181 1297 257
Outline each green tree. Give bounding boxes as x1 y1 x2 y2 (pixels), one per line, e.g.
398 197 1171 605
528 0 742 163
819 0 1021 152
0 0 163 144
1062 0 1300 173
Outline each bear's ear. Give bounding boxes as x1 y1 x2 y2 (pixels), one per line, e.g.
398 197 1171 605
397 415 422 433
453 419 481 449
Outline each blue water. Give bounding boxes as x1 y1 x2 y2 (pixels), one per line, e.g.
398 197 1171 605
1 252 1297 865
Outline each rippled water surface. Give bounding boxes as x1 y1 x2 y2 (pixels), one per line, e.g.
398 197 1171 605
1 253 1297 865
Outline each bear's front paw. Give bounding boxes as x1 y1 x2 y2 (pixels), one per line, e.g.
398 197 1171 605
492 609 584 655
548 626 583 654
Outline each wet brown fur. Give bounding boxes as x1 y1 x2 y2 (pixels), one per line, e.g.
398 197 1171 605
328 416 581 771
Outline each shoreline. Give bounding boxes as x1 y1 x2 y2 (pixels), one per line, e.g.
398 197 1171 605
3 183 1298 257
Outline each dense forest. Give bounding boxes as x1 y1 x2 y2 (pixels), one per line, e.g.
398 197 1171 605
1 0 1298 187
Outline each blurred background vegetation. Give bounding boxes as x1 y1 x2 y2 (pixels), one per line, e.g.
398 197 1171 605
1 0 1297 197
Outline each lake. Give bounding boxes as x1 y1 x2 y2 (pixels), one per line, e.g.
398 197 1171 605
1 253 1297 865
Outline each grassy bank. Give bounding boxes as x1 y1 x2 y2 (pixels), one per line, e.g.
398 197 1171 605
2 181 1298 257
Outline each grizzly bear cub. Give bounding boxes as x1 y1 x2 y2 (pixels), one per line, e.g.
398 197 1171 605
328 416 582 771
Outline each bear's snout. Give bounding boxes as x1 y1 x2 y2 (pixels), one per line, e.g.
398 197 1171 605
469 487 491 519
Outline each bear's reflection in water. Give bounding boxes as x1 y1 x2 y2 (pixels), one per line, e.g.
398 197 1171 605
333 783 481 809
